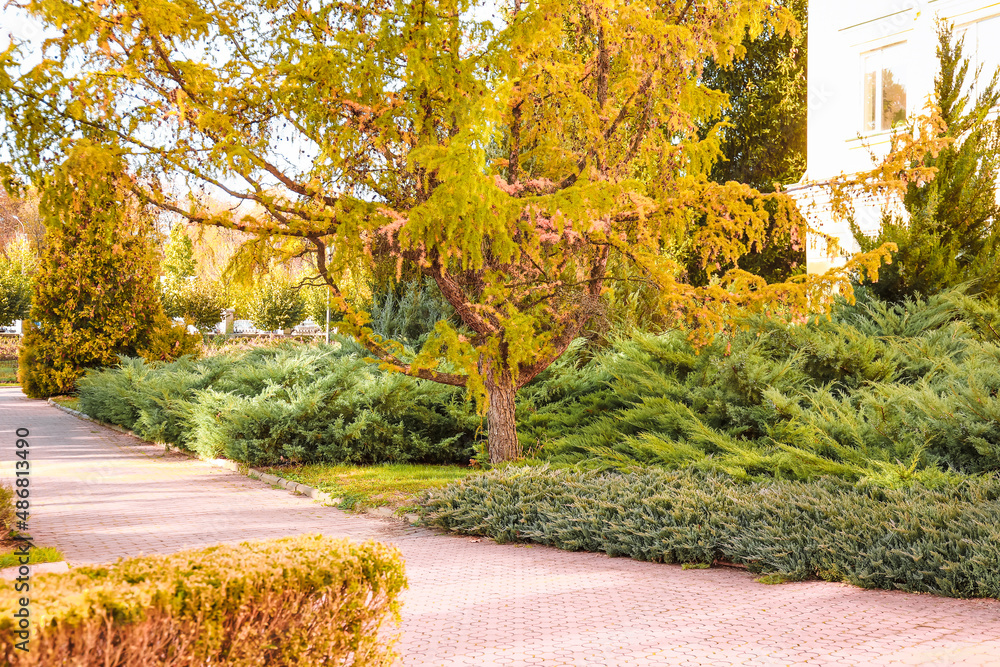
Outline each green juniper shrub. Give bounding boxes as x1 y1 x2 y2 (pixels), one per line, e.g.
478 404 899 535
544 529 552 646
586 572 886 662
78 339 479 465
78 289 1000 478
421 466 1000 599
519 289 1000 482
362 277 459 347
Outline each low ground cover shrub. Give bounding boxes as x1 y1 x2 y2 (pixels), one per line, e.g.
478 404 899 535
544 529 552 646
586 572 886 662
422 466 1000 599
520 290 1000 483
78 340 478 466
0 534 406 666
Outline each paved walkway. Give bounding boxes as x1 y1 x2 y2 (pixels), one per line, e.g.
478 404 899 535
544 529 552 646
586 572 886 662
2 387 1000 666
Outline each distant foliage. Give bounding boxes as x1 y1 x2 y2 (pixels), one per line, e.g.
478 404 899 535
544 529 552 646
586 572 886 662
0 237 34 326
520 289 1000 483
162 223 196 281
303 282 332 330
17 147 184 398
422 466 1000 599
364 278 458 347
0 337 18 361
0 265 30 328
78 341 479 466
247 276 306 333
162 278 226 333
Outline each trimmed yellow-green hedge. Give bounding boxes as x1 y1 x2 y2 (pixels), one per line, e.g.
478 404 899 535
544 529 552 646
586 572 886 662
0 535 407 666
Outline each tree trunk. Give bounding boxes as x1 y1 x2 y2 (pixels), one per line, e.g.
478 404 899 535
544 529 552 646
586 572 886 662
485 371 521 464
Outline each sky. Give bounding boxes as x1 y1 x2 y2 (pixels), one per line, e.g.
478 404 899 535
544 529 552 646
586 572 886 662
0 0 508 218
1 4 48 51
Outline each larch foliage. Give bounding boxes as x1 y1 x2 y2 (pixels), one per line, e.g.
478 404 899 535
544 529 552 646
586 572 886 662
1 0 898 459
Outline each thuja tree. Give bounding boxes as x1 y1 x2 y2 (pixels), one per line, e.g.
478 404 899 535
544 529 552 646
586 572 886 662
854 23 1000 300
698 0 807 283
16 146 190 397
0 0 894 460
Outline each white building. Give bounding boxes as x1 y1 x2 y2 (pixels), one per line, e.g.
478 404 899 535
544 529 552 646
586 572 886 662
792 0 1000 274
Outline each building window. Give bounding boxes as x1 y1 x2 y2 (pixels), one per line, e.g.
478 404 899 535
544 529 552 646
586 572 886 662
862 42 908 132
961 15 1000 95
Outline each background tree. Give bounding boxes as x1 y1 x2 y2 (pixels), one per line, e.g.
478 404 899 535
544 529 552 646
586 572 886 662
163 223 197 281
695 0 807 283
854 23 1000 301
17 145 196 397
0 0 896 460
167 279 227 333
0 236 35 326
160 223 227 332
702 0 807 190
247 275 306 334
0 187 45 250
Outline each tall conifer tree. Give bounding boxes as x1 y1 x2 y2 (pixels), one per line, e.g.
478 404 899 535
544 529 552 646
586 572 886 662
855 23 1000 300
18 146 183 396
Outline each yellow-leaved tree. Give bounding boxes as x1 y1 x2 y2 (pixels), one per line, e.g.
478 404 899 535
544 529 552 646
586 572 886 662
1 0 901 459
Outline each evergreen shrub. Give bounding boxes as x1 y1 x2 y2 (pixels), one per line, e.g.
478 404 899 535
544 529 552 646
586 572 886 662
362 277 458 346
0 535 406 666
853 25 1000 300
78 340 478 465
520 290 1000 482
422 466 1000 599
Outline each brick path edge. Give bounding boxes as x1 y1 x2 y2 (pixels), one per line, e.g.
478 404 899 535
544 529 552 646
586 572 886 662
45 399 422 525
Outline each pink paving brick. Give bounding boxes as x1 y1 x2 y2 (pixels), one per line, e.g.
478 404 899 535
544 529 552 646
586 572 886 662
2 387 999 666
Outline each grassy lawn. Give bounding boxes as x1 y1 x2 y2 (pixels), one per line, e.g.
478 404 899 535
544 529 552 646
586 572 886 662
0 539 63 569
260 463 476 511
50 395 81 411
0 360 17 386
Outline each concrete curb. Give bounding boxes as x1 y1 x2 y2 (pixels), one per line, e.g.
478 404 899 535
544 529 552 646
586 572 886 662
47 399 422 525
0 561 70 580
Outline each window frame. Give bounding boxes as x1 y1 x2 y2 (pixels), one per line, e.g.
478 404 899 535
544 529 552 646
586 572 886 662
958 14 1000 99
860 41 909 135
